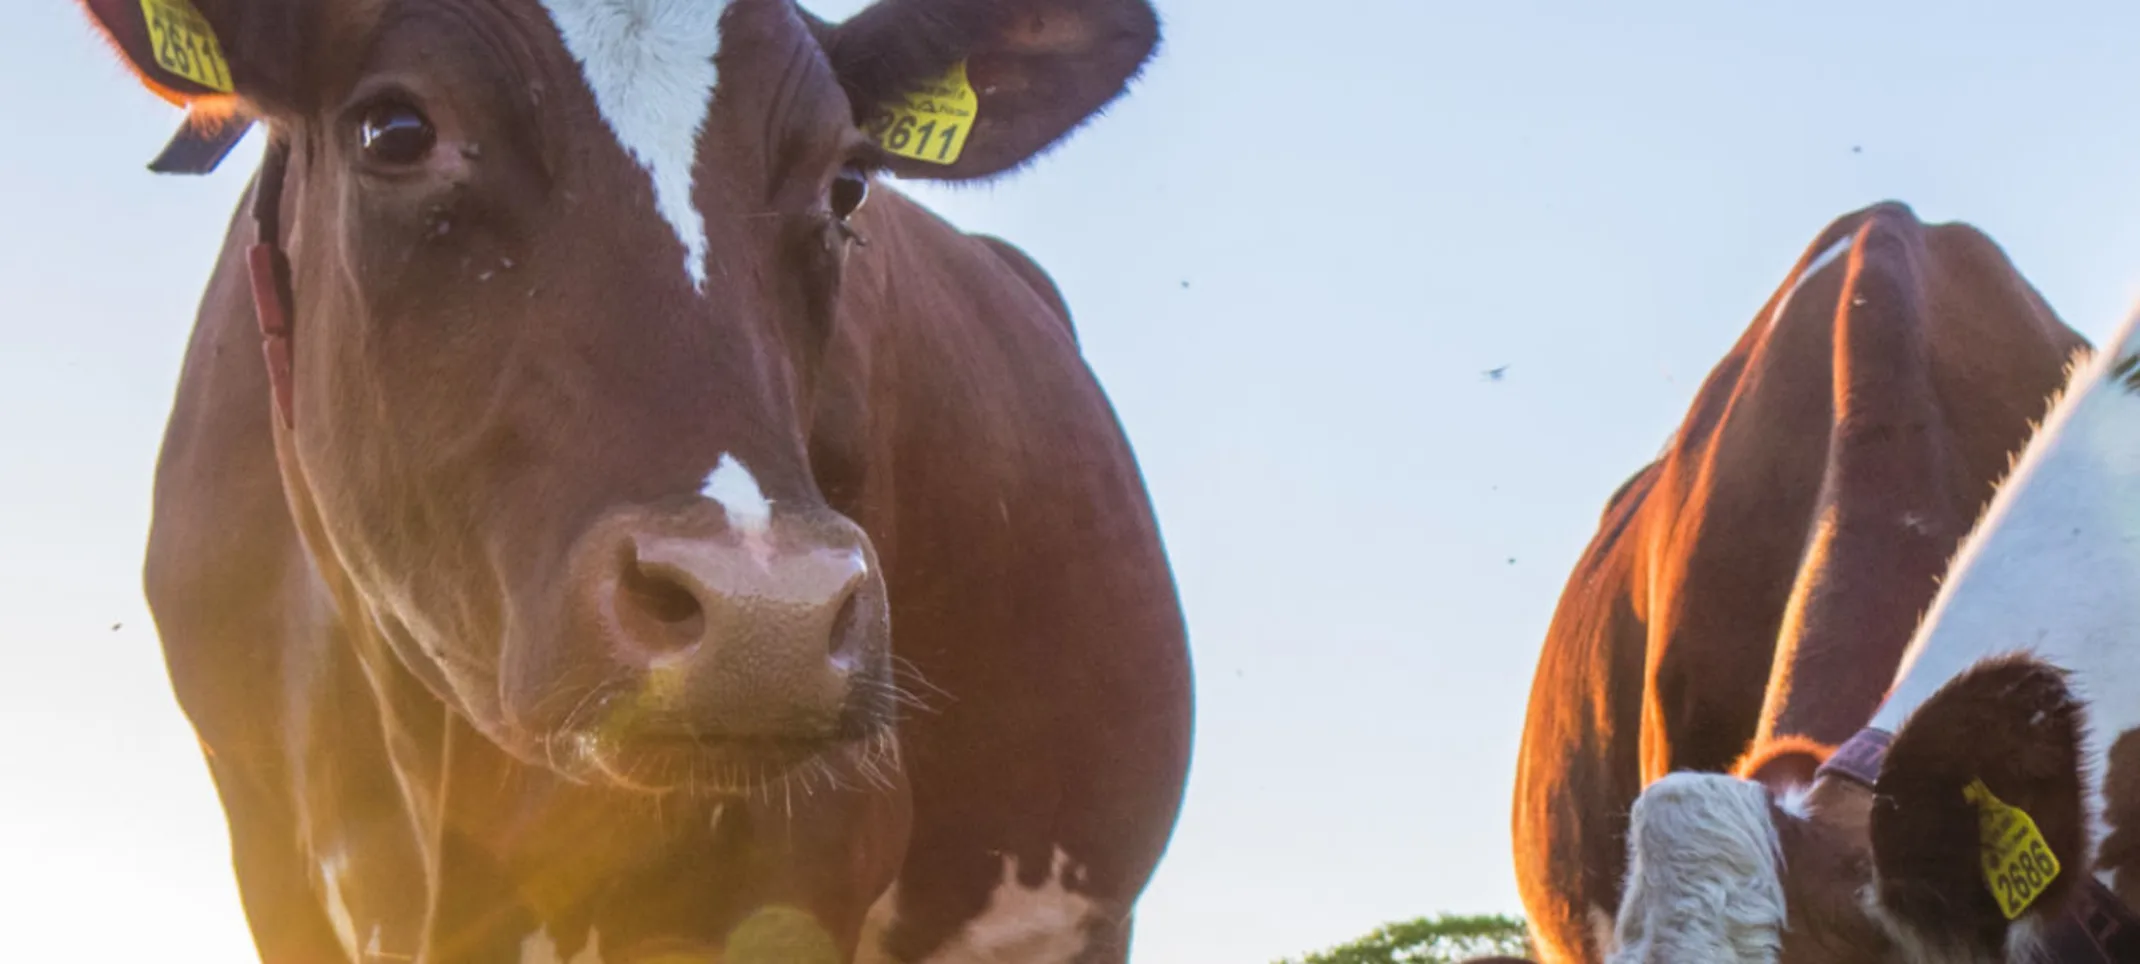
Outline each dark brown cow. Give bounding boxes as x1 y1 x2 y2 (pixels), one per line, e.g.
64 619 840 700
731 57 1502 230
1512 201 2085 964
78 0 1191 961
1608 301 2140 963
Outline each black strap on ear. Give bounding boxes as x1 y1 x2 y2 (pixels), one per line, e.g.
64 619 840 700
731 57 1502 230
147 112 254 175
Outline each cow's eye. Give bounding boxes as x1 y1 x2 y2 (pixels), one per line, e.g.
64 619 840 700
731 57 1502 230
359 101 436 166
830 168 870 221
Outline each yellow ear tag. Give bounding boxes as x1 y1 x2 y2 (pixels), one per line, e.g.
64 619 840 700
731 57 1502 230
1963 779 2062 919
139 0 235 93
867 61 978 165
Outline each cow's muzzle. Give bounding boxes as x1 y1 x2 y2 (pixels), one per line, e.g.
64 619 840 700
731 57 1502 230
547 498 893 789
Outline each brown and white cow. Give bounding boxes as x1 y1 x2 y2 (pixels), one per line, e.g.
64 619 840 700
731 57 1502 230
1608 301 2140 963
1512 202 2087 964
77 0 1192 961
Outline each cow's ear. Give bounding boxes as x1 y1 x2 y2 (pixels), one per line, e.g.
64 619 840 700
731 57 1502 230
1732 734 1837 789
825 0 1159 181
1871 654 2089 953
77 0 306 114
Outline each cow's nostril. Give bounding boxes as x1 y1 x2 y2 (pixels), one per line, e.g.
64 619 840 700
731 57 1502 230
827 589 863 660
619 562 706 650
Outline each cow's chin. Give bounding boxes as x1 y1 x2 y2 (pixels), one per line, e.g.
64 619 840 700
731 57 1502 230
582 734 874 797
538 710 897 798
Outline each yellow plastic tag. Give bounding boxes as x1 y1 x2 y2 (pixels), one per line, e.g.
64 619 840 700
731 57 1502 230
139 0 234 93
867 61 978 165
1964 779 2062 919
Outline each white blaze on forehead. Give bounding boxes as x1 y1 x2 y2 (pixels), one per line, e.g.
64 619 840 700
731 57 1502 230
703 453 772 535
1872 309 2140 859
537 0 732 289
1610 773 1786 964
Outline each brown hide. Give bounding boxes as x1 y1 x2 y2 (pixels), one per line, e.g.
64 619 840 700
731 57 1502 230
1513 201 2084 964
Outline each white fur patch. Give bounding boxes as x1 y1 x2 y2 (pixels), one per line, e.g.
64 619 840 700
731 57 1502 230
1872 309 2140 862
521 926 604 964
856 849 1098 964
702 453 771 536
1861 888 2053 964
1588 904 1618 959
537 0 731 289
853 884 900 964
318 853 361 961
1767 234 1856 330
1774 783 1815 821
1611 773 1787 964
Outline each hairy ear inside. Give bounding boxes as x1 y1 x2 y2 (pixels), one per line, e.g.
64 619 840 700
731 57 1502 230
1611 772 1788 964
1871 653 2089 953
826 0 1161 180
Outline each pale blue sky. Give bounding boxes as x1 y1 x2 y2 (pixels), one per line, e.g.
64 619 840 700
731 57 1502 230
8 1 2140 961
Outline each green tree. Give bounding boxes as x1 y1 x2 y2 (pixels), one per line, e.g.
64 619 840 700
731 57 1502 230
1275 914 1534 964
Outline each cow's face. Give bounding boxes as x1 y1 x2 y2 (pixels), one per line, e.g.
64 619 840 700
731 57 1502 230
85 0 1158 791
1609 655 2093 964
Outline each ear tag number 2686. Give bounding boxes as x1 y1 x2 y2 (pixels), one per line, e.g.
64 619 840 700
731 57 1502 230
1965 778 2062 920
868 61 977 166
138 0 234 93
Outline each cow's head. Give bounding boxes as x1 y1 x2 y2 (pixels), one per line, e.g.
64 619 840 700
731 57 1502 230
1611 654 2093 964
84 0 1159 791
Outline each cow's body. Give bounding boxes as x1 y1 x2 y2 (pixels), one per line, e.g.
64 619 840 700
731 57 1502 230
1608 286 2140 964
84 0 1194 961
1512 202 2085 964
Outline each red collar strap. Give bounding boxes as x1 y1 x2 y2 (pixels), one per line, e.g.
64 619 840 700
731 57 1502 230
245 138 296 430
1817 726 2140 962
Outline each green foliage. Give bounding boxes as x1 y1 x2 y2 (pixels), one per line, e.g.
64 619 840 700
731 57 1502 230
1275 914 1535 964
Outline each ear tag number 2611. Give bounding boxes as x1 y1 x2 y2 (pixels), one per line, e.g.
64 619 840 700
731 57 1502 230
138 0 234 93
868 61 977 165
1965 778 2062 920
